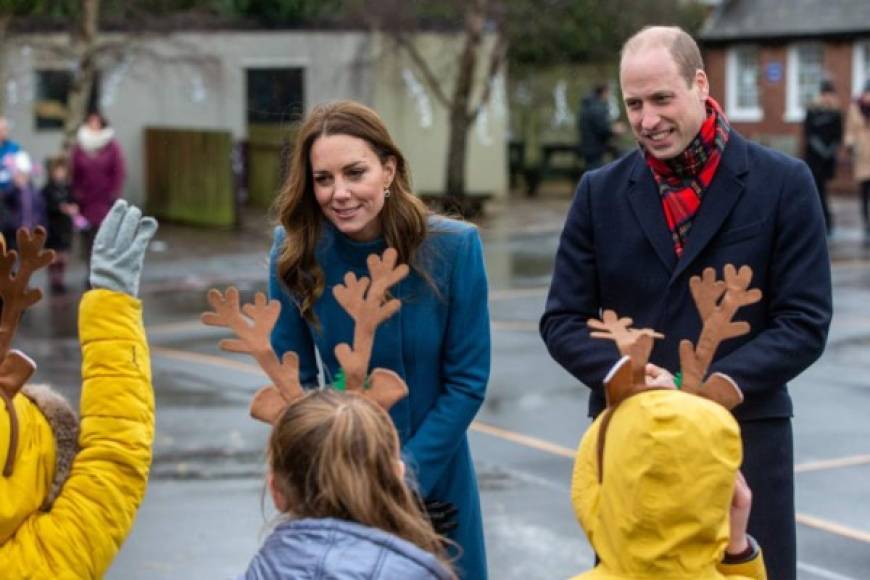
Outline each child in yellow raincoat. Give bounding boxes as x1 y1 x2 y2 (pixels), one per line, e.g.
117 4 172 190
571 388 767 579
570 265 769 579
0 200 157 579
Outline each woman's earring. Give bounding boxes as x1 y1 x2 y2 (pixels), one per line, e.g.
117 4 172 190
384 185 391 198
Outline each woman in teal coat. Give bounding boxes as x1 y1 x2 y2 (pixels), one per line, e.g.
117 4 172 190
268 100 490 580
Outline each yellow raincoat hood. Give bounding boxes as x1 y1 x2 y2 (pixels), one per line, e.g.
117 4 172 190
0 393 56 543
571 389 742 579
1 384 77 545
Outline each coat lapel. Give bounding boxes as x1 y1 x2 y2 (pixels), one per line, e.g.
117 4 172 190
627 154 678 274
671 132 750 283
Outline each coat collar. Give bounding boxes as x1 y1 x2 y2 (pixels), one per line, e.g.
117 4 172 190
626 131 749 282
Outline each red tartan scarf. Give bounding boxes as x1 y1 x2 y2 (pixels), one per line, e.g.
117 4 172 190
644 97 731 256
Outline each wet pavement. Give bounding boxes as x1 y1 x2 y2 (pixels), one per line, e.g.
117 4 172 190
15 191 870 579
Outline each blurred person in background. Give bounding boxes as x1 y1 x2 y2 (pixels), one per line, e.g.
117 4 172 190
42 157 79 294
803 80 842 236
846 80 870 239
72 111 125 278
1 152 45 250
0 117 21 194
578 85 624 171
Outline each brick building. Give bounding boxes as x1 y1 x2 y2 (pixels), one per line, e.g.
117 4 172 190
699 0 870 192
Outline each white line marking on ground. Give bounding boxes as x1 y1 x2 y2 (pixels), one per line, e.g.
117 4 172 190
471 421 576 458
151 346 265 375
489 287 549 301
148 320 222 336
831 259 870 270
797 561 858 580
795 454 870 473
796 513 870 544
491 320 539 332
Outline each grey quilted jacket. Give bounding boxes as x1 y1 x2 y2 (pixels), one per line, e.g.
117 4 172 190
242 517 452 580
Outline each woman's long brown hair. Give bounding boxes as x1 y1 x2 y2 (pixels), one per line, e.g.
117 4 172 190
269 389 455 577
273 100 430 325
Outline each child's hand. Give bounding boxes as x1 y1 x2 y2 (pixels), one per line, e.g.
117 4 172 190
89 200 158 297
60 202 79 216
727 470 752 555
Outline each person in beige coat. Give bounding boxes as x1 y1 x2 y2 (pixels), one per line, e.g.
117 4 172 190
845 80 870 238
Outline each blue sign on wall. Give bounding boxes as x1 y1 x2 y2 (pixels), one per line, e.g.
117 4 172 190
766 62 783 83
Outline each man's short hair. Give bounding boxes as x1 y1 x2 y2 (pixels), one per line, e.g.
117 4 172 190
621 26 705 87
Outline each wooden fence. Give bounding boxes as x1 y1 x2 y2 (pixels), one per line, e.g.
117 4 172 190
145 127 235 227
246 124 295 208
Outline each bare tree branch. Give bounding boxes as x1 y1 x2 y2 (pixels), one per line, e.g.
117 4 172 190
0 15 11 112
450 0 486 116
468 31 506 124
61 0 100 152
391 31 451 109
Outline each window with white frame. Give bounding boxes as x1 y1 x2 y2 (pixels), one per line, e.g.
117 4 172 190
853 39 870 96
725 45 762 121
785 43 824 122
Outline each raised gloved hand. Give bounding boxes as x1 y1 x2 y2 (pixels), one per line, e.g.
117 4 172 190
89 200 158 297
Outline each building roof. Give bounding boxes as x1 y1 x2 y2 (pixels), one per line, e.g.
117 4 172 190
700 0 870 42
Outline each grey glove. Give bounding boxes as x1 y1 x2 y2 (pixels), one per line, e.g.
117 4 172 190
89 200 158 297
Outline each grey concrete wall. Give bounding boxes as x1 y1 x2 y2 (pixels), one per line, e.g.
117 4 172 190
372 32 509 198
3 29 508 207
3 31 373 206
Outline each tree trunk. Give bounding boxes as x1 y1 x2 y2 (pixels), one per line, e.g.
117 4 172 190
445 92 471 201
62 0 100 154
0 15 10 114
444 0 486 205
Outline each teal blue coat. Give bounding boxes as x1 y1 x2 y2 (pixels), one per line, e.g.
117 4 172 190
269 217 490 580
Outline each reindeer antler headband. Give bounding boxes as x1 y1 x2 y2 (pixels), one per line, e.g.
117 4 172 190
588 264 762 482
0 228 56 476
203 247 410 424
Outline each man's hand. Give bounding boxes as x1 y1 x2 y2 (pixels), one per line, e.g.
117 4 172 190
645 363 677 388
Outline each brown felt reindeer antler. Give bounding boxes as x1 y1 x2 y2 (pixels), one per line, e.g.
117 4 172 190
586 264 761 481
0 227 56 476
587 311 664 481
332 248 410 409
678 264 762 410
202 248 411 424
0 228 56 361
587 310 664 406
202 287 304 425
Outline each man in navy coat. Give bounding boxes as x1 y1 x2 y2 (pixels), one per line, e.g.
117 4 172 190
540 26 832 580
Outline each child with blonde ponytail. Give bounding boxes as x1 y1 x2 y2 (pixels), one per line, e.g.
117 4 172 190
244 390 454 579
